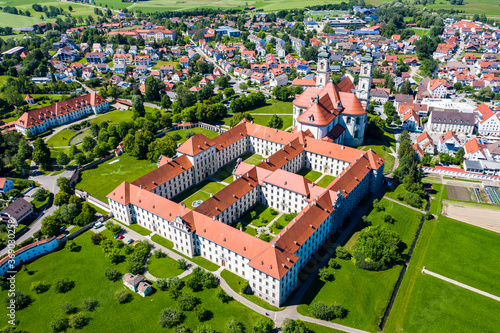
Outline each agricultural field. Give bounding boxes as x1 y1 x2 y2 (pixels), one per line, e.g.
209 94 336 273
385 217 500 332
446 185 484 203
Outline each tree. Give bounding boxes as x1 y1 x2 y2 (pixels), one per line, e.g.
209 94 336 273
186 275 202 292
328 258 340 269
216 288 232 303
30 281 49 294
161 94 172 110
282 319 310 333
32 138 51 170
132 95 146 118
177 259 188 270
353 225 402 271
57 177 72 194
318 267 333 281
145 76 164 102
50 316 69 332
33 188 47 201
225 319 244 333
66 240 78 252
57 152 70 166
252 318 274 333
61 302 77 314
159 307 184 328
178 292 200 311
267 114 283 129
82 136 97 152
82 298 98 312
91 233 106 245
54 192 70 206
3 291 32 310
156 278 169 291
54 278 74 293
68 312 86 329
41 216 61 236
147 135 177 161
104 268 121 283
115 289 132 303
194 304 211 321
229 112 253 127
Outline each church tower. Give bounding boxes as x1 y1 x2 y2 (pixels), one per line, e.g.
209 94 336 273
316 46 330 89
356 52 373 110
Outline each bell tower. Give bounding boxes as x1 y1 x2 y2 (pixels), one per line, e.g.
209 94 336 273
316 45 330 89
356 51 373 110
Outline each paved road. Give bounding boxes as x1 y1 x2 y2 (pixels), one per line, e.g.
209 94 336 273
422 267 500 302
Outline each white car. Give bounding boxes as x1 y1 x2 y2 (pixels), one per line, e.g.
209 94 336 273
93 222 103 229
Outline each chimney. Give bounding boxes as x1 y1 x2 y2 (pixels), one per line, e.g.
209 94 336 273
139 185 142 189
212 216 216 221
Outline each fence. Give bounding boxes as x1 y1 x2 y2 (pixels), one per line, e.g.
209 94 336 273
64 222 96 241
75 189 110 212
156 121 227 138
422 166 500 181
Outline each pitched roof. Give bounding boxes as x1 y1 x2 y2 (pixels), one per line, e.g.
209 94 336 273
132 155 193 191
177 133 215 156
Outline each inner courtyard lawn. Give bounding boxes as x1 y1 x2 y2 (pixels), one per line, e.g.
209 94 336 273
316 175 336 188
298 199 422 332
298 168 322 182
243 153 264 165
171 180 226 209
167 127 219 144
0 232 266 332
75 154 157 202
240 204 278 228
147 255 185 279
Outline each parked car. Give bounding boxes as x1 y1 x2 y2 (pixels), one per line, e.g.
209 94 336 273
117 235 125 240
114 234 121 239
59 226 66 233
126 238 134 245
132 241 140 247
93 222 103 229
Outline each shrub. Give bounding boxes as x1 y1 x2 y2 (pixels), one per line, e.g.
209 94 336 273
269 208 278 215
66 240 78 251
104 268 121 282
373 199 385 212
115 289 132 304
171 133 181 141
397 193 404 201
311 301 335 320
91 233 106 245
185 131 195 139
241 281 251 295
193 324 216 333
68 312 86 329
177 259 188 270
260 218 268 225
335 246 351 260
250 211 256 219
424 212 434 220
384 213 395 224
318 267 333 281
194 304 211 321
30 281 50 294
328 258 340 269
82 298 98 312
61 302 77 314
154 249 166 258
159 307 183 328
50 316 69 332
252 318 274 333
54 278 74 293
272 221 283 230
178 293 200 311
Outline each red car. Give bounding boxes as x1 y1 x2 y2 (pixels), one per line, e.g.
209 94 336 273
117 235 125 240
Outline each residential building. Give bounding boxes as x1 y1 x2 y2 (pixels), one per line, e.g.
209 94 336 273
0 198 33 226
437 130 461 155
0 178 14 194
427 110 475 134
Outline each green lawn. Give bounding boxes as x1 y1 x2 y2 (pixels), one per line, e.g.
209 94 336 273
115 220 151 236
385 184 426 210
171 180 226 209
247 100 293 114
75 154 157 202
92 110 136 125
31 192 50 210
240 204 278 228
298 168 322 182
429 183 446 215
269 213 296 234
443 176 482 183
147 255 185 279
298 198 422 332
243 153 264 165
46 129 78 147
219 114 293 130
220 270 283 311
211 151 257 184
151 234 220 271
316 175 336 188
167 127 219 144
385 217 500 332
0 231 266 332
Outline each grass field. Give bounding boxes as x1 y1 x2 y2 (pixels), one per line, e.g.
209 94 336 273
247 100 293 114
240 204 277 228
46 129 78 147
220 269 282 311
75 154 157 202
385 217 500 332
243 153 263 165
429 183 446 215
298 198 422 332
0 231 266 332
298 168 322 182
171 179 226 209
220 114 293 130
147 255 185 279
151 60 178 69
